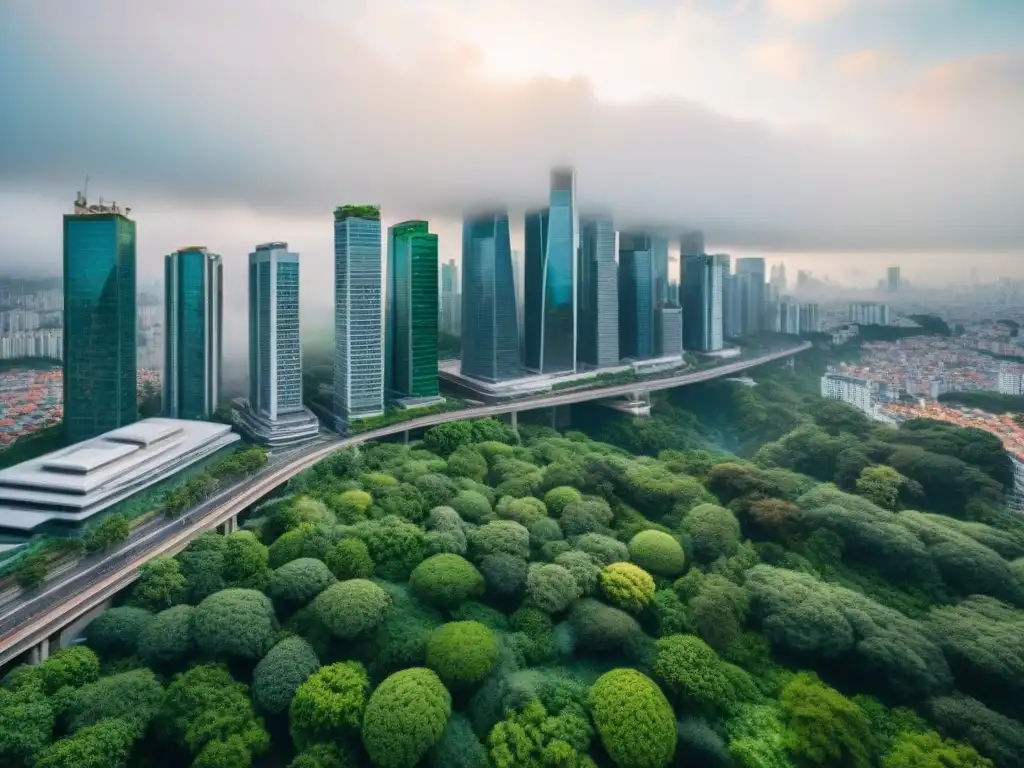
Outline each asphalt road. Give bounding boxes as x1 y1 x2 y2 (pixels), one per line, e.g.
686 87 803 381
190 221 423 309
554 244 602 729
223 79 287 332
0 342 809 647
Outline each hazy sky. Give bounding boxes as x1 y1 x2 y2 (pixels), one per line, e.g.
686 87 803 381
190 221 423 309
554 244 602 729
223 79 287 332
1 0 1022 333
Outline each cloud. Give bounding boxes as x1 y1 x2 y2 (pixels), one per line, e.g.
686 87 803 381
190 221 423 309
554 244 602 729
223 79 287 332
836 49 891 78
0 0 1021 258
766 0 850 24
749 40 813 79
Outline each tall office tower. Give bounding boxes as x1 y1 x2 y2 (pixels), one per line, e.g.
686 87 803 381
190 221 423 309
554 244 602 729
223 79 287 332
440 259 460 336
887 266 901 293
771 262 788 295
577 213 619 368
333 205 384 429
461 211 521 382
655 306 683 358
523 168 578 374
164 247 223 420
735 257 767 334
239 243 319 445
680 230 705 259
681 254 724 352
386 221 439 400
618 233 655 360
63 194 138 443
652 236 670 307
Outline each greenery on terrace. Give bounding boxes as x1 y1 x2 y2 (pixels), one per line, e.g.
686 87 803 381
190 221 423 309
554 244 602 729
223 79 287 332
333 204 381 221
4 351 1024 767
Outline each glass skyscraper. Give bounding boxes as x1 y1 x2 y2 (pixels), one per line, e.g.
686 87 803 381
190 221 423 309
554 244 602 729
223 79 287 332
248 243 301 419
386 221 439 399
440 259 460 336
523 168 578 374
334 205 384 429
578 213 619 368
618 233 655 360
651 235 670 307
164 247 223 420
63 201 137 443
736 257 767 334
682 254 724 352
461 211 520 382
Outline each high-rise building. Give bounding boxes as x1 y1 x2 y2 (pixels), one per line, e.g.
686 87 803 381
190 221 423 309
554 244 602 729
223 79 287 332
461 211 521 382
618 233 655 360
63 195 138 443
655 306 683 358
799 303 821 334
652 235 670 307
236 242 320 446
680 230 704 259
386 221 439 400
440 259 460 336
735 257 767 334
577 213 619 368
681 254 724 352
524 168 578 374
164 247 222 420
333 205 384 429
849 301 891 326
887 266 901 293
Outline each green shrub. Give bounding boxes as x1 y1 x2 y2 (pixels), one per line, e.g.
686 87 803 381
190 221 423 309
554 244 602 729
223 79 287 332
67 669 163 737
311 579 392 639
332 489 373 523
253 636 320 715
350 515 426 580
289 661 369 749
362 668 452 768
192 588 277 660
599 562 656 613
36 646 100 695
554 550 601 595
569 598 643 653
682 504 741 563
138 605 196 668
526 563 582 613
324 538 374 580
573 533 629 566
267 558 335 612
34 717 136 768
450 490 493 523
84 606 154 659
589 668 676 768
468 520 530 560
495 496 548 526
628 530 686 577
426 621 499 687
431 712 489 768
409 554 486 610
652 634 735 715
544 486 583 517
479 554 529 597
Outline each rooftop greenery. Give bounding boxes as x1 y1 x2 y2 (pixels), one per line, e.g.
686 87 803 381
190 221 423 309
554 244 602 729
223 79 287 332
334 204 381 221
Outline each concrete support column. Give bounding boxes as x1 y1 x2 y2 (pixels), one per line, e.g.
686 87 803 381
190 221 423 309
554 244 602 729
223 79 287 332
403 430 410 445
509 411 518 433
28 637 50 666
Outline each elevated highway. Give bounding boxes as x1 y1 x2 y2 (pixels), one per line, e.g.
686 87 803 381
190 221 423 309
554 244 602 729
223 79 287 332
0 342 810 667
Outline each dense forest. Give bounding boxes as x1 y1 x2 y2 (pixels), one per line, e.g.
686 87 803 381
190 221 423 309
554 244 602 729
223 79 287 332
3 361 1024 768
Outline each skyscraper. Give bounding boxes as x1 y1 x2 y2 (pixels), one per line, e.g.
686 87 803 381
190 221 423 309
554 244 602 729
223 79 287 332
440 259 460 336
887 266 901 293
237 242 320 445
523 168 578 374
680 230 705 259
386 221 439 400
63 195 138 443
333 205 384 429
681 254 724 352
618 233 655 360
652 235 670 307
735 257 767 334
461 211 521 382
655 306 683 358
164 247 222 420
578 213 619 368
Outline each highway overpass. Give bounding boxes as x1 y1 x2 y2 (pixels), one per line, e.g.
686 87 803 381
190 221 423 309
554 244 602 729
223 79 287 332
0 342 810 668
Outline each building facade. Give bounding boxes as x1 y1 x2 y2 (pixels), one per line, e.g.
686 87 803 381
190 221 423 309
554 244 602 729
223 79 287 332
63 200 138 443
523 168 578 374
655 306 683 358
821 372 877 415
618 233 655 360
386 221 439 399
735 257 767 335
333 205 384 428
461 211 521 382
849 302 891 326
681 254 724 352
887 266 901 293
999 364 1024 395
164 248 222 420
440 259 460 336
577 213 619 368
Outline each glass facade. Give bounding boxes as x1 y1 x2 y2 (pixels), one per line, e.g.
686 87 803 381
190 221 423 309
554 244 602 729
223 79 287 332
62 213 137 443
386 221 438 399
334 206 384 428
736 257 767 334
682 254 724 352
249 243 302 420
618 233 655 360
440 259 459 336
578 213 619 368
652 235 670 307
164 248 222 420
523 168 578 374
461 212 521 382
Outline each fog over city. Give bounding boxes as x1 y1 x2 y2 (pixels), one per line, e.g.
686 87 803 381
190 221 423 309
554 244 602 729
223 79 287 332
1 0 1022 348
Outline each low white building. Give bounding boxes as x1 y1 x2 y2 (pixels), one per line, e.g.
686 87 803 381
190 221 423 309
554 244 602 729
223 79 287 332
820 372 893 422
0 418 239 538
848 302 891 326
998 364 1024 395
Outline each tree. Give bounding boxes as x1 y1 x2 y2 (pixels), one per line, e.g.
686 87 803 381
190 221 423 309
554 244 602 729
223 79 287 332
253 636 321 715
34 717 137 768
222 531 271 590
628 530 686 577
487 700 594 768
779 672 875 768
447 446 488 482
450 490 493 524
432 712 489 768
311 579 392 639
362 668 452 768
589 669 676 768
468 520 530 560
0 679 56 765
14 550 48 588
543 486 583 517
682 504 741 563
267 558 335 613
192 588 278 660
569 598 644 654
132 556 187 610
410 554 486 610
554 550 601 596
290 661 370 749
599 562 656 613
84 514 131 554
350 515 426 580
36 645 100 695
85 606 154 659
884 730 992 768
652 634 737 715
856 465 905 510
66 668 164 737
425 621 499 687
526 563 582 613
479 553 529 598
138 605 196 668
573 533 629 566
424 421 476 457
324 537 375 580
